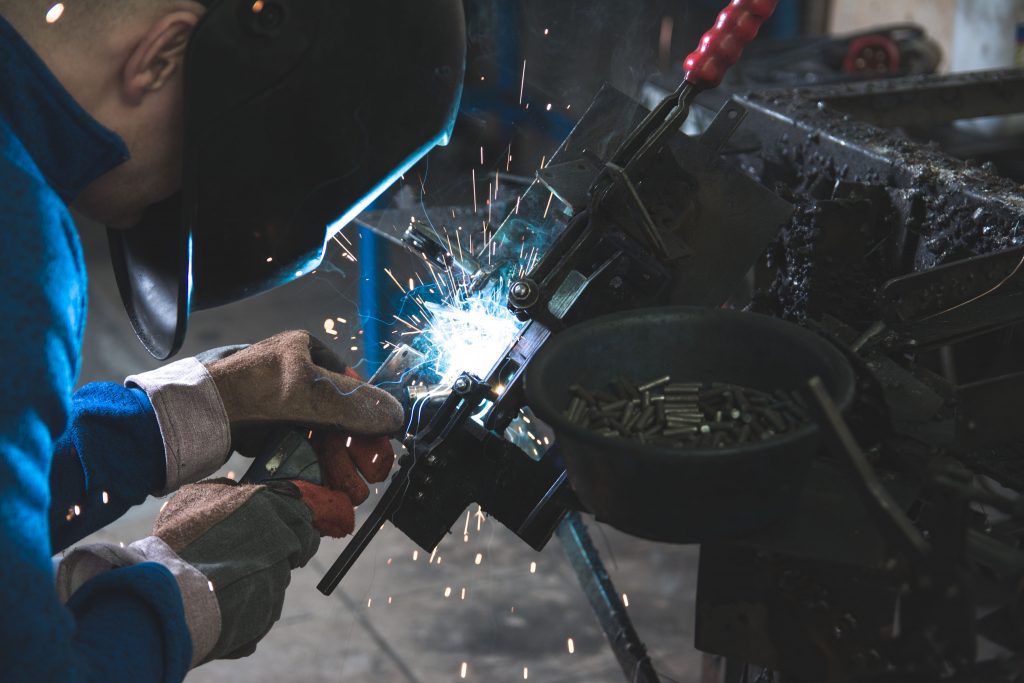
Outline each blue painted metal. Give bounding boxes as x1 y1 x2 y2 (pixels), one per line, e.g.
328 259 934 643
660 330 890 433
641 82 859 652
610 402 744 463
358 226 387 375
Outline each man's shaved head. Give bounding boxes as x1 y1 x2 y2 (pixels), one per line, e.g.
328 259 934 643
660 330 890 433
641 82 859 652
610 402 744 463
2 0 173 40
0 0 207 227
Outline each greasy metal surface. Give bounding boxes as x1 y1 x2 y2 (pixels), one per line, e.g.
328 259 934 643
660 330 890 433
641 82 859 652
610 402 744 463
739 69 1024 325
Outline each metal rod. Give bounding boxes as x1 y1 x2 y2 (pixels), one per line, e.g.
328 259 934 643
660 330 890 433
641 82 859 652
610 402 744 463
557 511 661 683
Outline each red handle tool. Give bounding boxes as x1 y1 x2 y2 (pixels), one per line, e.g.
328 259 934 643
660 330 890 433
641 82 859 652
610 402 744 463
604 0 779 208
683 0 780 90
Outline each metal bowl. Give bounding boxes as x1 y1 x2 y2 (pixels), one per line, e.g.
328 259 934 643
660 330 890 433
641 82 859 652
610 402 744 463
525 306 856 543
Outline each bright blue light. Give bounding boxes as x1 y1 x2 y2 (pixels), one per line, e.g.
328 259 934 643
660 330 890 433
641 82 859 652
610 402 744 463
185 232 194 311
324 137 441 244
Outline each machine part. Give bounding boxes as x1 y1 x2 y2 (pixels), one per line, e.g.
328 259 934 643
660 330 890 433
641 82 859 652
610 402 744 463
955 369 1024 451
525 307 855 543
110 0 467 359
557 512 660 683
403 220 482 278
803 377 929 560
881 245 1024 348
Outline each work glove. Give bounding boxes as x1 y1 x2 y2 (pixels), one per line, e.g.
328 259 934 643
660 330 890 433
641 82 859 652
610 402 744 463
127 331 403 511
57 477 349 665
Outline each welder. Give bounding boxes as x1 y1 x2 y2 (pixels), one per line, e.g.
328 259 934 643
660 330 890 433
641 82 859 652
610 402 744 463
0 0 464 679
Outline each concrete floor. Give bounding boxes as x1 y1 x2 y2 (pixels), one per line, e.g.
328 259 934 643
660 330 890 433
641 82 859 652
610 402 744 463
71 218 703 683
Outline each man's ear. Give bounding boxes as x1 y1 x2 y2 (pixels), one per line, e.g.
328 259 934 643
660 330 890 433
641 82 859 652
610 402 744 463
122 10 201 105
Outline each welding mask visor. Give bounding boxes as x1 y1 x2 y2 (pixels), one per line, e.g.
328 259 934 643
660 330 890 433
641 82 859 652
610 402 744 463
108 0 466 359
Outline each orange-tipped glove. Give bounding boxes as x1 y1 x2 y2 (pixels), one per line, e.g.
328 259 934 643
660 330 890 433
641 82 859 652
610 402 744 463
58 477 352 666
126 331 403 509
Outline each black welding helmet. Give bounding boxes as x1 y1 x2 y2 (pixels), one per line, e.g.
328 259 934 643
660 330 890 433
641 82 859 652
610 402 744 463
109 0 466 359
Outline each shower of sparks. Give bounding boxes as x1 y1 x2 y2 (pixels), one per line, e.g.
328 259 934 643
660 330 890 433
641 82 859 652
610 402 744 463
412 280 522 387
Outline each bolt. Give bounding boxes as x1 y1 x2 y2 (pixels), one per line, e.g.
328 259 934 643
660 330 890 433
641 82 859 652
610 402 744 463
453 377 472 394
510 281 532 301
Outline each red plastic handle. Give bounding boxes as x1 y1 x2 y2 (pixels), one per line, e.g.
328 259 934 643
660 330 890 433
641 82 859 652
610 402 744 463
683 0 780 90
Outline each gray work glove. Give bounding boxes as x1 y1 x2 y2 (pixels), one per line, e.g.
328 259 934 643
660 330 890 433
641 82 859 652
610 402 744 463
127 330 403 497
58 477 351 665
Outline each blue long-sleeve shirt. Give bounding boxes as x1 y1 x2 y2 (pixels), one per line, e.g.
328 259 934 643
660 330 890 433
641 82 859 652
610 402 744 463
0 14 193 681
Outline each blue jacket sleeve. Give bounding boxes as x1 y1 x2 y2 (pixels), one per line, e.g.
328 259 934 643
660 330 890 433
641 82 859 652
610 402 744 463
50 384 167 553
0 126 192 681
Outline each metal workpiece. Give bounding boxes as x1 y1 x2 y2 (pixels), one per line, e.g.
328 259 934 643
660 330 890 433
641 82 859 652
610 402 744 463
737 69 1024 328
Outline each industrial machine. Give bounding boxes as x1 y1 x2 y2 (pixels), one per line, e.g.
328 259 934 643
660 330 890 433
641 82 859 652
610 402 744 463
246 1 1024 679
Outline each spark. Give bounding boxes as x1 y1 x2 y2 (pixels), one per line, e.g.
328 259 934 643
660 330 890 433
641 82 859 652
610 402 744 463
367 598 373 608
567 638 575 654
324 319 338 336
519 60 527 105
101 490 109 504
529 561 537 574
208 580 215 592
480 146 484 166
474 553 483 565
73 504 80 517
384 268 406 293
543 191 555 219
461 587 467 600
412 550 419 561
460 662 468 679
622 593 630 607
45 3 64 23
444 586 452 598
331 234 357 262
388 596 393 605
524 668 529 680
472 169 478 213
226 470 236 480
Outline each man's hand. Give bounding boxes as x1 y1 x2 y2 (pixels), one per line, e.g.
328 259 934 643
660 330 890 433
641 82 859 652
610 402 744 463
58 477 348 665
126 330 403 507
